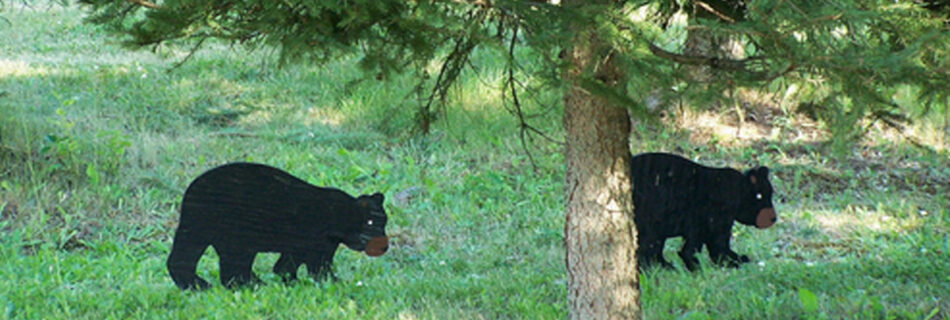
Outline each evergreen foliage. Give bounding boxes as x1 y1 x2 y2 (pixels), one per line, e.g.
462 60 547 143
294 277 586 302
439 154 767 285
79 0 948 145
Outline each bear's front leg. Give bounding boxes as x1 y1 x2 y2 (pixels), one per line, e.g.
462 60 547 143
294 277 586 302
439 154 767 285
706 231 750 267
304 250 338 282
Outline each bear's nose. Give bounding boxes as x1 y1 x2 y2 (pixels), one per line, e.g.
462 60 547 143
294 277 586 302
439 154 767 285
756 208 777 229
365 236 389 257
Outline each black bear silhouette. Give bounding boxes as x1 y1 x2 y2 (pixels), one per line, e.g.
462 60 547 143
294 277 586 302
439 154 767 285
166 162 389 290
630 153 776 271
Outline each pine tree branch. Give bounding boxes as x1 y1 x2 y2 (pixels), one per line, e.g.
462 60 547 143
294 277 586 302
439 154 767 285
167 36 209 71
694 1 735 23
646 43 794 81
126 0 160 9
501 24 563 171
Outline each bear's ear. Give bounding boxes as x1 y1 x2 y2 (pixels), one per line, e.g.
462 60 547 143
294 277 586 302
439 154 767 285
745 168 757 184
371 192 384 204
747 166 769 184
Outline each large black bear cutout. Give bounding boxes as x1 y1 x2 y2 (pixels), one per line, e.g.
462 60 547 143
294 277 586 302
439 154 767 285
166 162 389 290
630 153 776 271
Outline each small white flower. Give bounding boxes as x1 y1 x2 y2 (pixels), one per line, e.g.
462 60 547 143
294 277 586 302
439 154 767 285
439 260 446 266
356 281 364 287
757 261 766 267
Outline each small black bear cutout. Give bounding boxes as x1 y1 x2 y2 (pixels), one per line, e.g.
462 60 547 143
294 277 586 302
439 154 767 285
630 152 776 271
166 162 389 290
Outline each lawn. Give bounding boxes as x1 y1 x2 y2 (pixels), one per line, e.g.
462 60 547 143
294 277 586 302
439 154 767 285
1 3 947 319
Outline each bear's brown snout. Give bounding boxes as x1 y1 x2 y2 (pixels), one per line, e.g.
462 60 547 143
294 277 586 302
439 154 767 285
365 236 389 257
756 208 776 229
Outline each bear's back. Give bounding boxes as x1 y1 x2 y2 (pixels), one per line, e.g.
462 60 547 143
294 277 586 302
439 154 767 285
178 163 355 247
630 153 741 194
630 153 745 228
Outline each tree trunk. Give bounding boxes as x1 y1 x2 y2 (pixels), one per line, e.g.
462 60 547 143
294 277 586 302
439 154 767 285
562 14 641 320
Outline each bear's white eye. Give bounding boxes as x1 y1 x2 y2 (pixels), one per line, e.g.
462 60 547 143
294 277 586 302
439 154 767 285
367 220 374 226
756 193 763 200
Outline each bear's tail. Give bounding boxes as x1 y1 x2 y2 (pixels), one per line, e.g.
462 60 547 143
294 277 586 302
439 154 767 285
166 232 211 290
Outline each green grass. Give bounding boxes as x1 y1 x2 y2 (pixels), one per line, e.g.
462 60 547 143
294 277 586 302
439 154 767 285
1 3 948 319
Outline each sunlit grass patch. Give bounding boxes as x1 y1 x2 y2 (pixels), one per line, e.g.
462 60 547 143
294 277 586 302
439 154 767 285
0 59 57 78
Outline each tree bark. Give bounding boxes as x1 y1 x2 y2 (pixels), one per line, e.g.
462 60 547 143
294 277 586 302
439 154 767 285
562 14 641 320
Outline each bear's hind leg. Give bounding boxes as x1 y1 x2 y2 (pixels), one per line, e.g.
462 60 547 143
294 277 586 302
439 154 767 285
678 235 704 271
274 253 303 283
636 236 672 270
167 240 211 290
217 248 259 288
